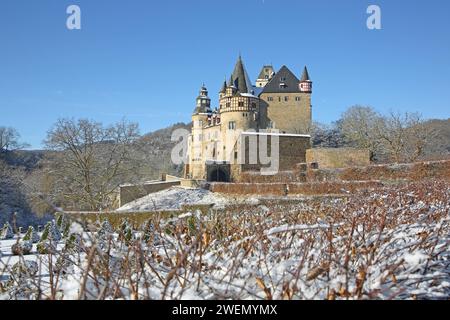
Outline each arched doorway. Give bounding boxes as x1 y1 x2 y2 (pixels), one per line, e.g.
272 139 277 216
208 168 229 182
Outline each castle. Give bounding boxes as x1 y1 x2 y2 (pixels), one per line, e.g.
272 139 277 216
184 56 313 182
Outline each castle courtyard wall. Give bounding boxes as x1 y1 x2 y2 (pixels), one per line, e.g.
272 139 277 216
306 148 371 169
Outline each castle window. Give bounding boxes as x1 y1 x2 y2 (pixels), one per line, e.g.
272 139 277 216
284 96 289 102
228 121 236 130
238 102 244 107
252 103 256 109
267 97 273 102
226 102 231 108
278 97 281 102
295 97 301 101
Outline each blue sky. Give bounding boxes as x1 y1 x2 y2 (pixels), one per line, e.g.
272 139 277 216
0 0 449 149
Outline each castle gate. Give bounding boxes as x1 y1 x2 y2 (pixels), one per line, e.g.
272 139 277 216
206 161 231 182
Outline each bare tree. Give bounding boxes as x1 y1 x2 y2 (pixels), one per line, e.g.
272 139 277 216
339 107 435 163
338 106 385 160
0 127 28 154
310 121 344 148
377 112 435 163
44 118 142 211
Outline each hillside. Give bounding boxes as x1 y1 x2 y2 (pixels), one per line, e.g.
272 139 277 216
136 122 192 180
0 122 192 222
424 118 450 156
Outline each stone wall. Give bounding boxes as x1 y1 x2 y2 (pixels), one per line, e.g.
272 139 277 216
238 170 306 183
307 160 450 182
306 148 371 169
209 180 383 196
238 133 311 175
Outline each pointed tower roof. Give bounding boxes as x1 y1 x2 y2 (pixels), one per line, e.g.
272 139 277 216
220 79 227 93
228 75 235 87
231 55 253 94
261 65 301 94
300 66 311 81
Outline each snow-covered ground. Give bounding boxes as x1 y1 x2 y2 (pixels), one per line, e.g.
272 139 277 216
1 181 449 300
116 186 259 212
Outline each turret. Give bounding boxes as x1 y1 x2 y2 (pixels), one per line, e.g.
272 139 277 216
194 84 211 114
256 65 275 88
299 66 312 93
226 75 237 96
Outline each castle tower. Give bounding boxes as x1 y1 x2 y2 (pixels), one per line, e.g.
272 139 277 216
219 79 227 99
299 66 312 133
194 84 211 114
299 66 312 93
256 65 275 88
259 65 312 134
192 84 211 137
187 85 211 179
219 56 260 161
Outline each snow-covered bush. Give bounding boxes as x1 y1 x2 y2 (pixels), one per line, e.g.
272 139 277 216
40 221 61 243
23 226 39 243
1 180 449 300
3 261 40 300
36 222 59 254
0 222 14 240
11 240 32 256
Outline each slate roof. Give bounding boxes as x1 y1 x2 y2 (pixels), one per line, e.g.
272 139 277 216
301 66 311 81
257 65 275 80
220 80 227 93
260 65 301 94
230 56 253 94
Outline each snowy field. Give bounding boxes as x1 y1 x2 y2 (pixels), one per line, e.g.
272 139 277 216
1 181 449 300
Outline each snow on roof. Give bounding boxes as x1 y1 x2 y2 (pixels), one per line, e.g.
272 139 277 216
241 132 311 138
240 93 258 98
